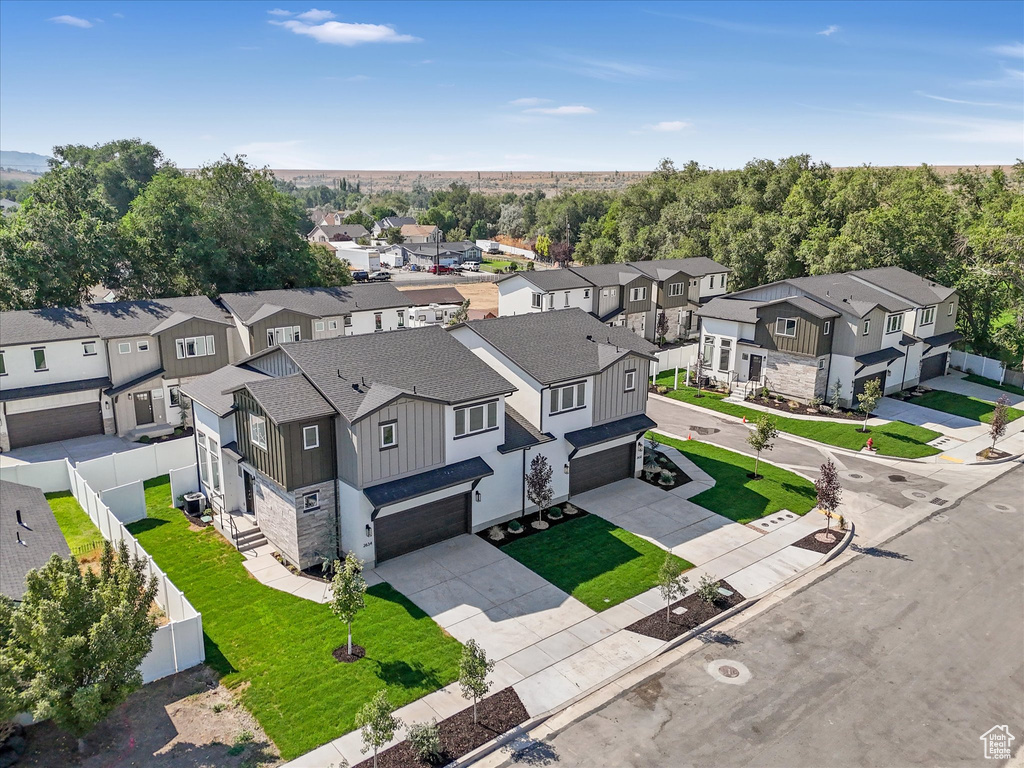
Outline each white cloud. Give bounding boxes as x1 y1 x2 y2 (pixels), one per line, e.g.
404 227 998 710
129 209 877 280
50 15 92 28
523 105 595 115
555 53 673 82
272 18 419 46
509 97 549 107
267 8 292 16
916 91 1018 109
112 12 124 18
989 42 1024 58
650 120 691 132
295 8 336 22
817 25 839 36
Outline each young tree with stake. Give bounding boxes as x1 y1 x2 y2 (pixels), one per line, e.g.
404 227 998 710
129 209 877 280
330 551 367 657
656 553 689 622
815 458 843 538
856 378 883 433
356 689 402 768
656 310 669 346
458 639 495 724
746 413 778 480
525 453 553 524
989 394 1010 453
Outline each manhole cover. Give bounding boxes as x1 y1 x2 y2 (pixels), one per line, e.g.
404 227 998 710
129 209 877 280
719 665 739 678
706 659 751 685
991 503 1013 512
849 473 862 479
888 475 907 483
933 513 949 522
911 491 928 499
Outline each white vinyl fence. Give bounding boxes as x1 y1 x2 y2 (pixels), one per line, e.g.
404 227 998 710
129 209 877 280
949 350 1007 383
654 345 696 374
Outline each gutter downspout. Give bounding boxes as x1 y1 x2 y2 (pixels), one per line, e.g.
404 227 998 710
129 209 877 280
521 447 528 519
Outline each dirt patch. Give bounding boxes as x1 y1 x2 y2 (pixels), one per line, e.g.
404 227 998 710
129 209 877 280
333 644 367 663
396 281 497 315
17 665 281 768
791 527 846 554
976 447 1012 461
745 396 862 421
626 580 744 642
352 687 528 768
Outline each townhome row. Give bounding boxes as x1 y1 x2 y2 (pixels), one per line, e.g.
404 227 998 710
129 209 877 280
695 266 961 407
0 283 465 451
181 309 657 569
497 257 732 344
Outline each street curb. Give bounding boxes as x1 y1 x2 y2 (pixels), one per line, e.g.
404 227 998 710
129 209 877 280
963 452 1024 467
448 718 549 768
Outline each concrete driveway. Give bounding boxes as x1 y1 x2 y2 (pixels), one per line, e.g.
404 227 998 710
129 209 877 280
873 396 987 441
0 433 142 466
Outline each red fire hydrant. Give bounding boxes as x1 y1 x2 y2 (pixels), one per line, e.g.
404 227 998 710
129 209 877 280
866 437 874 452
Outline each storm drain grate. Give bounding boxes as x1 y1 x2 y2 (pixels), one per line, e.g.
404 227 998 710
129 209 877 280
930 498 948 506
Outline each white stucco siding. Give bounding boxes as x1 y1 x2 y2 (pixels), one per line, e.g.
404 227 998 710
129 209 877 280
346 308 404 336
497 277 543 316
449 327 540 430
1 337 108 390
445 398 507 465
543 377 594 438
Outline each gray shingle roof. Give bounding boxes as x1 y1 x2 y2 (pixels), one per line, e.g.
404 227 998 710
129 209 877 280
855 347 905 366
697 297 761 323
564 413 657 451
764 295 841 320
401 287 466 306
377 216 416 231
275 326 516 421
219 284 410 324
0 307 96 346
1 480 70 601
778 274 914 317
569 263 642 287
85 296 230 339
628 257 731 279
500 269 594 292
314 224 368 240
849 267 956 306
399 241 479 255
364 457 493 511
499 405 554 454
243 374 335 424
459 308 658 385
180 364 269 417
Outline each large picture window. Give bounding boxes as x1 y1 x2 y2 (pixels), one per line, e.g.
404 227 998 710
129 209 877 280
775 318 797 337
550 382 586 414
249 414 268 450
629 286 647 302
266 327 300 347
668 282 685 297
176 335 216 358
455 401 498 437
920 305 936 326
885 313 904 334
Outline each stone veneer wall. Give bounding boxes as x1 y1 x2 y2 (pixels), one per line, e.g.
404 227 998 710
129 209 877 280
295 480 338 570
765 349 820 403
813 359 829 401
251 472 299 564
252 471 338 570
626 312 646 339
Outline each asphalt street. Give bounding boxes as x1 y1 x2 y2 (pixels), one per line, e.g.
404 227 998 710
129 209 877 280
506 464 1024 767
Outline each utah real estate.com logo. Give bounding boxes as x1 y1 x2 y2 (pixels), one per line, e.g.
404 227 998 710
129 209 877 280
980 725 1015 760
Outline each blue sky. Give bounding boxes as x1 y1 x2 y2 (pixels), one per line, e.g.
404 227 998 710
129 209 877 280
1 1 1021 170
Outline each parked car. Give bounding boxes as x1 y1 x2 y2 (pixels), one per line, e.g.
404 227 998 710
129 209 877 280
369 270 392 281
351 270 369 282
427 264 454 275
462 261 481 272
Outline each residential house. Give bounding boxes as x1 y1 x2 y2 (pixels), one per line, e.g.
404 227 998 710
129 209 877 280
307 223 369 244
382 241 483 269
319 211 358 227
1 479 70 601
696 267 960 407
402 287 467 328
326 241 383 271
625 257 731 342
399 224 441 244
371 216 417 238
568 263 655 338
218 284 413 355
496 268 596 316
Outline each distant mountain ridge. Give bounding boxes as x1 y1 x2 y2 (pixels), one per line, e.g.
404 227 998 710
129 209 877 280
0 150 50 173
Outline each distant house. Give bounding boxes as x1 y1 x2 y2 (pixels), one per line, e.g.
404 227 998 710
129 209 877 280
382 241 482 268
402 287 466 327
307 224 369 244
371 216 417 238
399 224 441 244
319 211 357 227
1 479 70 602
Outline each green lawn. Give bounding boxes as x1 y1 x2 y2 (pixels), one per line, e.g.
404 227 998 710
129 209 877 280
500 515 692 611
964 374 1024 398
910 390 1024 424
480 259 512 273
46 491 104 559
128 477 463 760
653 434 818 524
654 374 942 459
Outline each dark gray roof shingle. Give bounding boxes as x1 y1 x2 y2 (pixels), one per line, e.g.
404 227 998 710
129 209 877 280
564 413 657 451
500 269 593 292
569 263 642 287
1 480 70 601
180 364 270 417
364 457 493 511
0 377 111 402
85 296 230 339
499 405 554 454
849 267 956 306
243 374 335 424
0 307 96 346
628 257 731 279
219 284 410 324
401 287 466 306
314 224 368 239
697 297 761 323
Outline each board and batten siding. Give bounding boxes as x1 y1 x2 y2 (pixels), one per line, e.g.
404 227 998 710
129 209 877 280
754 303 832 358
250 310 314 353
159 318 230 378
597 286 621 318
356 397 445 487
659 273 691 309
592 355 650 426
248 348 299 377
623 275 654 315
106 336 163 386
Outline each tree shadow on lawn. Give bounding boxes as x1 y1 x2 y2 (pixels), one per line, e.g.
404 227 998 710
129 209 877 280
373 659 447 690
127 516 172 534
686 452 816 523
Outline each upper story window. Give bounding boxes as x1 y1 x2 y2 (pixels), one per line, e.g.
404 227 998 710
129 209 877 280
267 327 299 347
720 275 728 290
718 339 731 371
862 319 871 336
315 321 326 332
583 288 591 299
137 340 150 352
398 311 405 328
303 425 319 450
531 293 543 309
249 414 268 450
624 369 636 392
668 282 685 297
343 315 352 327
82 341 97 356
118 342 132 354
920 305 936 326
545 294 554 309
0 351 6 376
885 314 903 334
455 400 498 437
775 318 797 337
374 313 383 331
32 347 46 371
329 319 339 330
823 320 831 336
629 286 648 302
691 279 698 288
177 335 216 358
709 275 716 289
380 421 397 449
564 291 570 307
550 381 586 415
947 302 954 316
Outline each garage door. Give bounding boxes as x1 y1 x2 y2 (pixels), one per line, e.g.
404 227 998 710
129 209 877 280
7 402 103 449
570 443 634 496
920 352 947 382
852 373 886 403
374 493 470 564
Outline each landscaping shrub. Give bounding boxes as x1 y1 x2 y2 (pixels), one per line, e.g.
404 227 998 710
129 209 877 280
507 519 523 533
408 720 443 763
548 506 563 519
696 574 721 604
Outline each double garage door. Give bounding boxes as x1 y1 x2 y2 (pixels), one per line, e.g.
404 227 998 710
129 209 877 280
374 493 470 564
6 403 103 449
920 352 947 382
570 443 635 496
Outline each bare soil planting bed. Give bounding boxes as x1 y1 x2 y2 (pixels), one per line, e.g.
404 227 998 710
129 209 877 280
352 687 528 768
792 527 846 554
626 580 745 642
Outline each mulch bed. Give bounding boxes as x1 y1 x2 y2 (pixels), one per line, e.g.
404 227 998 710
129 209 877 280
333 644 366 663
352 687 528 768
745 395 862 421
976 447 1012 461
139 426 194 445
626 580 744 642
640 449 692 492
791 527 846 554
477 508 589 549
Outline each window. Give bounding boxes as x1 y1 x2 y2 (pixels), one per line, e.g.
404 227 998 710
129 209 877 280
862 319 871 336
668 282 685 297
0 351 5 376
168 386 181 408
455 400 498 437
629 286 647 302
545 294 554 309
775 318 797 337
398 311 405 328
329 319 339 330
920 305 936 326
691 279 698 287
818 359 826 370
718 339 731 372
709 275 716 289
343 316 352 327
315 321 325 332
531 293 542 309
118 342 132 354
81 341 96 356
583 288 591 299
138 340 150 352
209 437 221 492
702 336 714 364
380 422 397 449
177 335 216 358
721 275 727 290
374 313 382 331
267 327 300 347
197 433 210 485
302 492 320 512
550 381 586 414
32 348 46 371
823 320 831 336
885 313 903 334
564 291 570 307
602 289 609 297
624 369 636 392
303 425 319 450
947 302 954 316
249 414 267 450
